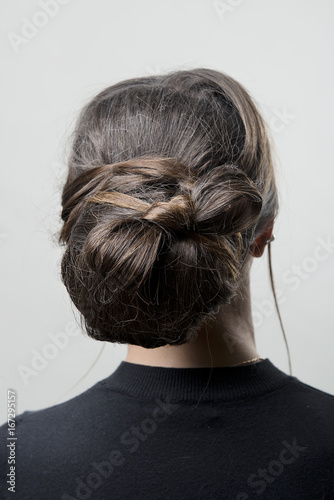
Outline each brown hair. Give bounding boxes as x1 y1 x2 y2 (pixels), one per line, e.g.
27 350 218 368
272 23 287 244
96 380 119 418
58 68 279 350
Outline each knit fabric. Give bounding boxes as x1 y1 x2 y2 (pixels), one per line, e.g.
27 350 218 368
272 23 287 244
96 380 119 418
1 358 333 499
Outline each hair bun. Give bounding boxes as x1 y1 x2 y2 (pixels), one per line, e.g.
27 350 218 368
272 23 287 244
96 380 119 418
59 156 263 348
59 68 277 349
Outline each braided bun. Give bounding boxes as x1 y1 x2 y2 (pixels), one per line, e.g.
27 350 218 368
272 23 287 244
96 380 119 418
59 156 262 348
58 68 278 348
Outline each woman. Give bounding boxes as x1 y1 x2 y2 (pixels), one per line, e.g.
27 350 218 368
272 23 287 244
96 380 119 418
1 68 333 499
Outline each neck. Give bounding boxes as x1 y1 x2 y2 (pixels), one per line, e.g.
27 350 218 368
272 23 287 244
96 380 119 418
125 261 261 368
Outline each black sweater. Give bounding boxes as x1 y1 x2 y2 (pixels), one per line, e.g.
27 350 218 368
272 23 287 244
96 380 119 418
1 358 333 499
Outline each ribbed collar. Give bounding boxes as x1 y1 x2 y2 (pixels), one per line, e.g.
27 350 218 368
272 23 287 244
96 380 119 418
101 358 294 403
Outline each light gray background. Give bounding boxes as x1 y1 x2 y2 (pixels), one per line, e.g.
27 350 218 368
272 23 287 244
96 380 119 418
1 0 333 422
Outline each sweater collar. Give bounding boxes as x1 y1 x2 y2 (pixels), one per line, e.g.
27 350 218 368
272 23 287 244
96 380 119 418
101 358 293 403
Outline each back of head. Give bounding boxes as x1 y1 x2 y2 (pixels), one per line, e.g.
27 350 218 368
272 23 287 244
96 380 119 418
58 68 278 348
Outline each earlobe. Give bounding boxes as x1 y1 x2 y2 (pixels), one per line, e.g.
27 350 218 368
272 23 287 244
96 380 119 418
250 236 266 258
249 224 274 258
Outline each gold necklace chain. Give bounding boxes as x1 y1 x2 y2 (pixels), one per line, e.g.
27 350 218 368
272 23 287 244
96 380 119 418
231 357 264 367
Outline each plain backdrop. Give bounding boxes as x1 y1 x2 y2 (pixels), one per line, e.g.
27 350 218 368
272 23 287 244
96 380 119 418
1 0 333 422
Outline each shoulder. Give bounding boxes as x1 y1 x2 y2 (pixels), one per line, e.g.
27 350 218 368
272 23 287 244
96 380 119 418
0 375 123 463
0 376 125 499
267 371 334 414
282 375 334 408
265 374 334 444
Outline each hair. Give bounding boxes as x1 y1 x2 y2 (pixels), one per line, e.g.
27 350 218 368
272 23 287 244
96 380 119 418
58 68 281 350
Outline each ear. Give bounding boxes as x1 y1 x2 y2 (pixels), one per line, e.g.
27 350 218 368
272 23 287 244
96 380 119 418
249 222 274 258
